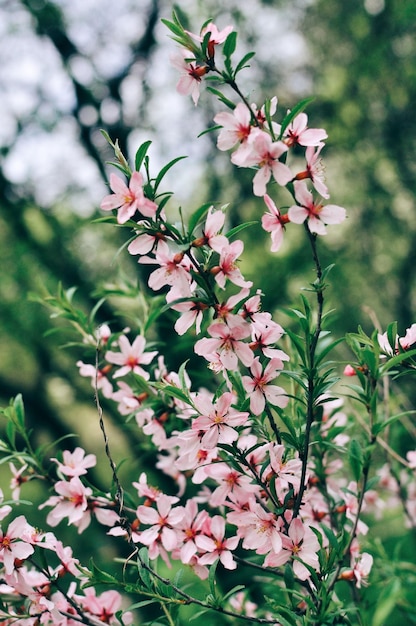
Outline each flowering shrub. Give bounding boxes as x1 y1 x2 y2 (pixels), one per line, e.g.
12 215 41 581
1 10 416 626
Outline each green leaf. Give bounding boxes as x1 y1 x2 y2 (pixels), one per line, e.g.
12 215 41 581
153 383 193 407
278 96 315 139
226 220 258 239
127 600 158 611
373 409 416 435
135 140 152 172
320 524 341 554
380 347 416 373
13 394 25 428
284 562 295 590
221 584 245 603
348 439 364 482
86 559 120 587
197 124 223 138
371 578 401 626
223 31 237 58
189 609 211 621
208 560 219 598
206 86 236 110
315 337 344 365
234 51 256 76
6 420 16 448
188 202 214 236
386 321 398 353
153 155 187 194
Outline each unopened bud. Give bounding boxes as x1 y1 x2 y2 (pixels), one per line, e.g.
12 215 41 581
173 252 185 264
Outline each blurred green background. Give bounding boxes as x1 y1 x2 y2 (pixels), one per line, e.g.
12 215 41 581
1 0 416 622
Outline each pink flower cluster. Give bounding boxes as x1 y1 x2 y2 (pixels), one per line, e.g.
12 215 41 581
0 489 132 625
213 101 346 248
169 28 346 251
10 15 416 624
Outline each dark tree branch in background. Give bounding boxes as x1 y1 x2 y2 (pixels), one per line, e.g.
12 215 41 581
20 0 160 177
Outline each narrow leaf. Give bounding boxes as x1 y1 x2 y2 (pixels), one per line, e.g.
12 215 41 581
135 140 152 172
153 156 187 194
279 96 315 139
223 31 237 58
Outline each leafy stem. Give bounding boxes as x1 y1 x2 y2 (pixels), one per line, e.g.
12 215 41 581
293 225 324 518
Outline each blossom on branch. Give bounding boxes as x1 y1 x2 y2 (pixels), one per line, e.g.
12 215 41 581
283 112 327 148
170 49 207 105
233 128 292 196
191 391 249 449
241 357 288 415
101 171 157 224
261 194 290 252
194 315 254 370
0 516 35 575
287 181 346 235
105 335 158 379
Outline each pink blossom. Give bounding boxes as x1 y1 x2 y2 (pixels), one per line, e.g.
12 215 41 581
305 144 329 198
228 591 258 618
261 194 290 252
41 476 92 528
101 171 157 224
51 447 96 477
341 541 373 588
192 391 249 449
227 500 283 555
175 432 219 471
193 206 228 253
166 285 208 336
128 230 165 256
187 22 233 59
352 551 373 588
111 380 143 415
233 128 292 196
194 22 233 46
53 541 80 577
137 494 184 552
196 515 239 570
377 330 396 355
241 357 288 415
343 364 356 376
203 462 259 507
399 323 416 349
105 334 157 379
194 315 254 370
214 287 251 321
264 518 320 580
252 96 279 131
9 462 29 501
174 499 210 564
250 317 289 362
170 50 207 105
75 587 133 625
288 181 346 235
0 516 35 575
133 472 179 506
283 112 327 148
140 240 192 293
213 239 252 289
77 360 113 398
294 144 329 199
267 444 302 492
407 450 416 469
214 102 253 151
